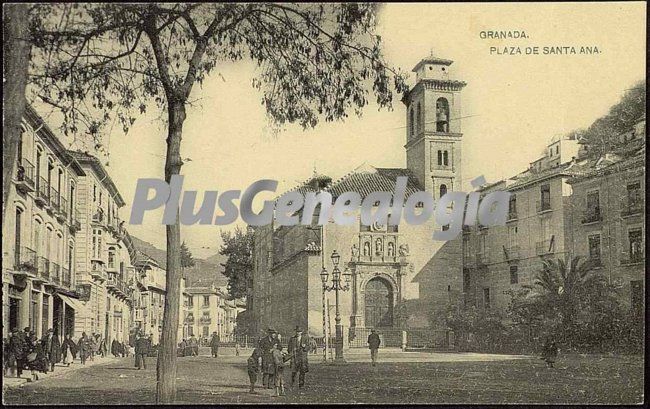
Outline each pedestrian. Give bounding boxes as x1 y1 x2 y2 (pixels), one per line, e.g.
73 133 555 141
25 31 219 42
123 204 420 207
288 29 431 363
247 348 261 393
88 334 97 361
7 328 26 378
78 332 90 365
134 334 149 369
99 336 107 358
367 329 381 366
541 336 558 368
272 343 286 397
288 326 310 388
43 329 62 372
111 338 121 357
210 331 220 358
258 328 279 388
309 337 318 355
61 334 76 366
235 342 240 356
25 330 47 381
189 334 199 356
122 341 129 357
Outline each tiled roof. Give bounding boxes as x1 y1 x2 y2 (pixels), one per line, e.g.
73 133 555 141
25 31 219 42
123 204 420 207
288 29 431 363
67 150 126 206
280 164 424 202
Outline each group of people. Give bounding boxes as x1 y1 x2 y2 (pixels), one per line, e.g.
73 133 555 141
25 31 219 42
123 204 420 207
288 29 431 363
133 332 153 369
3 327 130 381
247 326 311 397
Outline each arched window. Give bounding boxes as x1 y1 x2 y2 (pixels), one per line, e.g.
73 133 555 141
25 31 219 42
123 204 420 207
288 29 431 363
409 108 415 138
108 246 116 269
437 150 443 166
443 150 449 166
36 147 43 189
440 184 448 198
436 98 449 132
33 218 43 256
416 103 422 132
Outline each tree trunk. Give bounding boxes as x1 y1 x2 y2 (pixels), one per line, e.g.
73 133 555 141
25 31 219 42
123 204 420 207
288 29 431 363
156 99 186 403
2 4 31 225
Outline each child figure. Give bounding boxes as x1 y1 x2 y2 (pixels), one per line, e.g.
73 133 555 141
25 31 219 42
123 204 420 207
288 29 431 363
272 343 286 397
247 348 261 393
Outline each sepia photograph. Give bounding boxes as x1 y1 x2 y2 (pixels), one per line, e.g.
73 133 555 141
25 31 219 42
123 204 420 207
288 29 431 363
2 2 646 405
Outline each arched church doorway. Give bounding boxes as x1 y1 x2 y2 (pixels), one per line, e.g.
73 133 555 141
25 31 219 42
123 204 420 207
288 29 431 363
364 277 393 328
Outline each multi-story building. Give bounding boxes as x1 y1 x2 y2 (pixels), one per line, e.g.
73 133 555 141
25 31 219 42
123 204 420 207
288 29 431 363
461 135 580 312
66 151 135 342
133 252 167 345
566 116 645 316
2 105 86 339
182 285 240 341
251 55 466 344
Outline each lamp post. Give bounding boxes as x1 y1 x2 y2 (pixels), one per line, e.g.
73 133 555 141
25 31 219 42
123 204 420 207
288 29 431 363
320 250 351 362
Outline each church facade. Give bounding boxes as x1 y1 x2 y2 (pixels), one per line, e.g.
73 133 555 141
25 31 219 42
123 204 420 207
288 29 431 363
250 56 467 345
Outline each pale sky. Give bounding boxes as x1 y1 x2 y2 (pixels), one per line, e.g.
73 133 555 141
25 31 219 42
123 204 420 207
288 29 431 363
59 2 646 259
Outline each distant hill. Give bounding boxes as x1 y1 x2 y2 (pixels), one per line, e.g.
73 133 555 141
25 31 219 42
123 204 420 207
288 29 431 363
130 236 228 288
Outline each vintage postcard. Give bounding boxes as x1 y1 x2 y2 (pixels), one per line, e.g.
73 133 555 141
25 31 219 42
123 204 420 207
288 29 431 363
2 2 646 405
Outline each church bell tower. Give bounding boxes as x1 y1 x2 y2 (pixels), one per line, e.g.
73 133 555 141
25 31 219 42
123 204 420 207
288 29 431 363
403 55 466 198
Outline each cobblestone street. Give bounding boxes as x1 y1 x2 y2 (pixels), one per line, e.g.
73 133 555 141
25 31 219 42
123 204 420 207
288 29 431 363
3 349 643 405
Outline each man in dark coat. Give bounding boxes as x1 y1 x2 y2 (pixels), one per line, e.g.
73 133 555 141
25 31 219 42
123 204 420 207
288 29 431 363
287 326 310 388
210 332 220 358
134 334 149 369
8 328 26 377
42 329 62 372
258 328 279 388
367 329 381 366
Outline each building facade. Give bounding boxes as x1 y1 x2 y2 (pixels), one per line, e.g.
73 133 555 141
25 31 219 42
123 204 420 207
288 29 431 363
182 286 240 341
3 106 86 340
251 55 467 342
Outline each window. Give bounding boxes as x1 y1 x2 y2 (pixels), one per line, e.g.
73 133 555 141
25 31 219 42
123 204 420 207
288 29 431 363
15 207 23 267
417 103 422 131
93 184 97 202
509 265 519 284
68 243 74 277
586 191 600 216
540 184 551 210
108 247 116 269
627 182 641 208
443 150 449 166
463 268 471 293
629 228 643 263
203 295 210 307
69 183 75 217
436 98 449 132
437 150 443 166
33 219 42 256
556 145 559 155
463 236 471 259
507 225 518 248
409 108 414 137
483 288 491 309
508 194 517 219
36 148 42 189
588 234 601 265
439 184 447 198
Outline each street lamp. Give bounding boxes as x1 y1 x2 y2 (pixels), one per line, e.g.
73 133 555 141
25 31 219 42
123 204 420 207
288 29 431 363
321 250 351 361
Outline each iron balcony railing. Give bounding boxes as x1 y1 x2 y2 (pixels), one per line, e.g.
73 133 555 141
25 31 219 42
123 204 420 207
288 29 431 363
621 201 643 217
50 262 61 284
507 210 518 221
36 177 50 205
15 158 36 191
49 187 60 212
58 197 68 221
15 246 38 272
536 239 555 255
70 208 82 232
621 250 644 265
37 256 51 280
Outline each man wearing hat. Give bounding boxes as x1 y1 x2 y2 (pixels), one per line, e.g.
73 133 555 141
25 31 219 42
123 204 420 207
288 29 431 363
287 326 311 388
258 328 279 388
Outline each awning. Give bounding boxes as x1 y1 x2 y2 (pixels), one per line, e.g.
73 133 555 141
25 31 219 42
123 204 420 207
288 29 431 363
57 293 91 318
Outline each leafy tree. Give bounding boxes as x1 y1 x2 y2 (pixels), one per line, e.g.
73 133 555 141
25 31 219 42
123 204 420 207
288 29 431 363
180 241 195 269
28 3 407 402
219 226 254 300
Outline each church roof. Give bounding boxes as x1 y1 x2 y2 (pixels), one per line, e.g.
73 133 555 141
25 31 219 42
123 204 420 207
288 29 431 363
280 164 424 202
412 56 454 72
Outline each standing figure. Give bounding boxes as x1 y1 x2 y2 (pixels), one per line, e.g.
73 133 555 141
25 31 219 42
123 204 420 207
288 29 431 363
134 334 149 369
111 338 121 357
367 329 381 366
189 334 199 356
210 332 220 358
258 328 279 388
61 334 76 366
287 326 310 388
43 329 62 372
78 333 90 365
247 348 261 393
541 336 558 368
7 328 26 377
272 343 286 397
235 342 240 356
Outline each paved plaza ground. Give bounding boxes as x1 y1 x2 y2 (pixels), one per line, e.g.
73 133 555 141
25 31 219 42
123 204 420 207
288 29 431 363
3 347 643 405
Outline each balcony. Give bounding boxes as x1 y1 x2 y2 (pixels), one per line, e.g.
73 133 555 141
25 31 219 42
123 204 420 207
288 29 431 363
62 267 72 288
185 315 195 324
581 208 602 224
90 260 106 281
536 200 552 213
56 197 68 223
50 262 61 285
15 158 35 193
504 245 520 261
91 209 105 226
14 246 38 274
48 187 60 215
35 177 50 208
69 208 82 233
37 256 51 282
621 202 643 218
199 316 212 324
621 251 644 266
507 210 518 222
536 239 555 256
